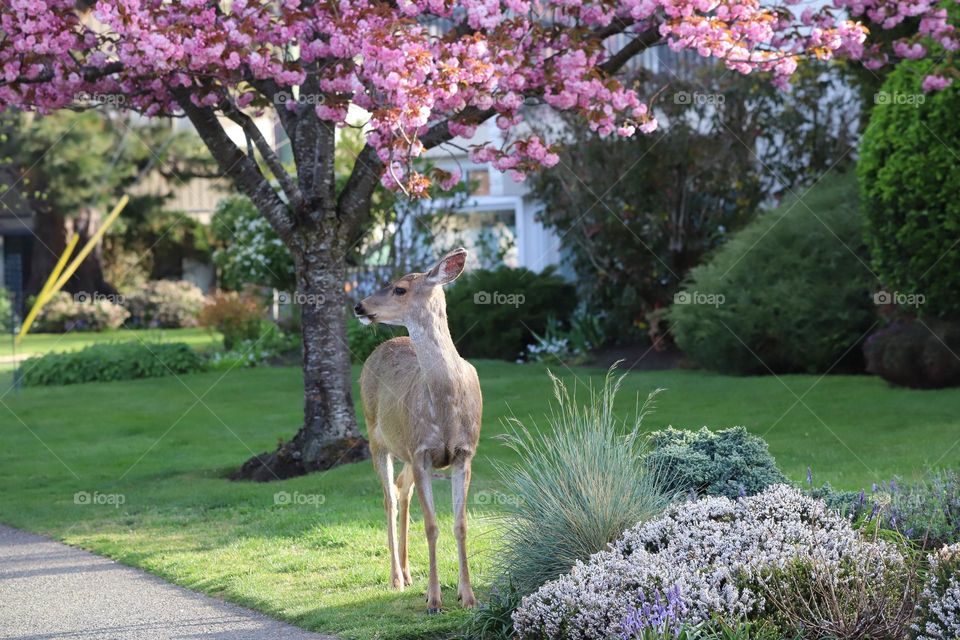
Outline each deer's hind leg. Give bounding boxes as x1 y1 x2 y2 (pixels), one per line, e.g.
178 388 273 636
395 463 415 586
452 455 477 608
372 445 404 590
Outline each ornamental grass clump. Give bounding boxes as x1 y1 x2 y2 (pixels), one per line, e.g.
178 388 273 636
512 485 906 640
492 368 675 598
489 366 675 596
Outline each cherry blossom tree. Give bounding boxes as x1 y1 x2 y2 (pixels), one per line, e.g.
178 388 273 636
0 0 953 479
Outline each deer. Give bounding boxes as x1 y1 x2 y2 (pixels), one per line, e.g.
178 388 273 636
353 247 481 614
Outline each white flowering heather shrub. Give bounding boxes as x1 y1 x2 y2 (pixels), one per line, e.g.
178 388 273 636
914 543 960 640
513 485 905 640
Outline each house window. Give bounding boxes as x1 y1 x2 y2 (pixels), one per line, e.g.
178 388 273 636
466 169 490 196
434 209 518 268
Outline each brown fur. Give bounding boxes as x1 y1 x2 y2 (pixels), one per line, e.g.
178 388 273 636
355 248 481 612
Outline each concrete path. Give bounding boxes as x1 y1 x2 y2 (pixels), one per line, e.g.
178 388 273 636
0 525 336 640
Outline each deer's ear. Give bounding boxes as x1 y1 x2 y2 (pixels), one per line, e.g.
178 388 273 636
425 248 468 286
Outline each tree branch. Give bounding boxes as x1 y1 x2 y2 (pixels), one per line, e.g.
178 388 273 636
599 26 663 75
173 89 296 243
222 102 305 212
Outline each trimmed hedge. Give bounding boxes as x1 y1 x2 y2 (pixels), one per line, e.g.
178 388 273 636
863 318 960 388
668 174 875 374
19 342 205 387
859 58 960 318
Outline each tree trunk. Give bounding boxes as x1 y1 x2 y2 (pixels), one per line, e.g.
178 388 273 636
232 229 370 481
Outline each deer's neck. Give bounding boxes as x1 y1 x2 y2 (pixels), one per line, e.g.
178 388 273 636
407 295 462 403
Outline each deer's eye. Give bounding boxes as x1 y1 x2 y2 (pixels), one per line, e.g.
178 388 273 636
394 287 407 296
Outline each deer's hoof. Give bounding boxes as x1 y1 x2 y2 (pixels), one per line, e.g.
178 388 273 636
427 607 443 615
402 572 413 586
390 575 404 590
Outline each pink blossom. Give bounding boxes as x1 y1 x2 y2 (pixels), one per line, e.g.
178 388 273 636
922 75 952 91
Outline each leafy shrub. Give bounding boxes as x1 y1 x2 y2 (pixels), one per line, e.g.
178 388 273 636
446 266 576 360
668 174 875 374
914 543 960 640
513 485 905 640
211 194 296 291
19 342 205 386
207 323 299 371
0 287 12 332
646 426 788 499
859 58 960 318
124 280 206 328
863 318 960 388
33 291 129 332
468 369 674 639
198 291 265 349
525 305 607 365
346 315 406 364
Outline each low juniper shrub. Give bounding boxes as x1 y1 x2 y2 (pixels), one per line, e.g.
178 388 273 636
645 426 787 499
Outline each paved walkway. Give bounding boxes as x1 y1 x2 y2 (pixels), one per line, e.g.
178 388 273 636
0 525 336 640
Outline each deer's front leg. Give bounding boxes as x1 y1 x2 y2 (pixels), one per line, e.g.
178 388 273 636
412 452 442 613
372 448 404 590
451 456 477 608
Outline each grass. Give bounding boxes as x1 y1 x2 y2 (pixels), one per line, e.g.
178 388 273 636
0 327 221 359
0 328 221 382
0 359 958 639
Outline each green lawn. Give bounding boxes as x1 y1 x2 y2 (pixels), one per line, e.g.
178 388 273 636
0 327 221 359
0 361 958 639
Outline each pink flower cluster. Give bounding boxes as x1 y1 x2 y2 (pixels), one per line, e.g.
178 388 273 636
0 0 952 194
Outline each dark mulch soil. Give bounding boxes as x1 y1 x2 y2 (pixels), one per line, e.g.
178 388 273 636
586 342 689 372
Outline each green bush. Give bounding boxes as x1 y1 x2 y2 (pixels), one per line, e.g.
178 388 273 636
859 59 960 318
0 288 12 332
468 369 674 638
124 280 206 328
346 315 405 364
668 174 875 374
19 342 205 387
646 426 787 499
446 266 576 360
33 291 129 332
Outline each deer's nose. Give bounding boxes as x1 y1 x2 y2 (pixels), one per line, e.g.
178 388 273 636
354 303 365 316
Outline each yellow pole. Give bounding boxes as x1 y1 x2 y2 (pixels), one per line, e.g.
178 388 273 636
17 194 130 340
49 194 129 294
17 234 80 340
